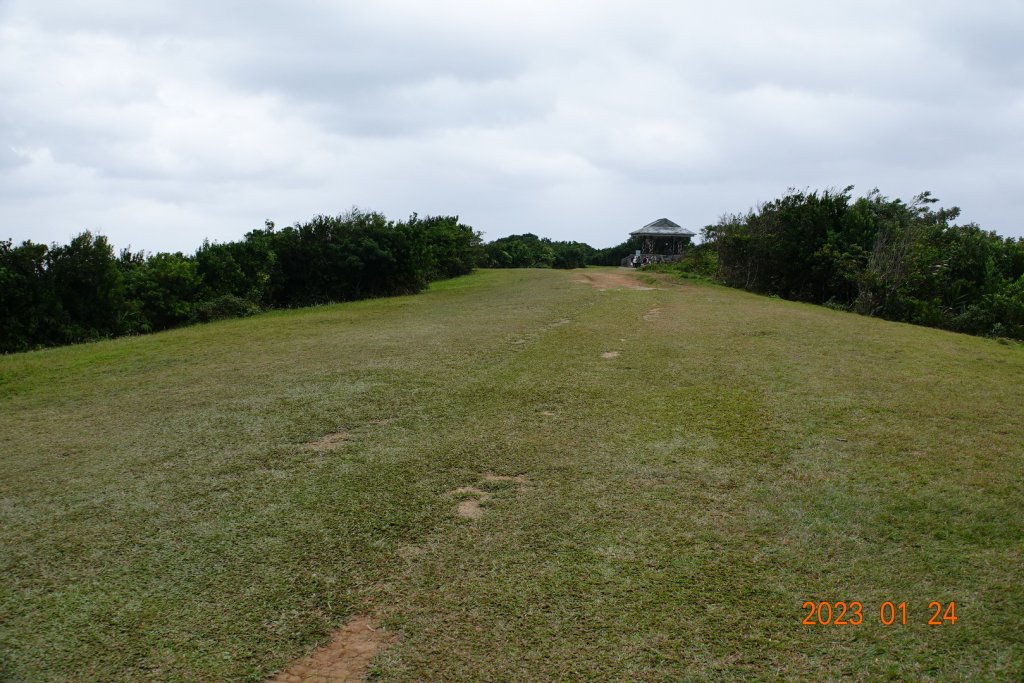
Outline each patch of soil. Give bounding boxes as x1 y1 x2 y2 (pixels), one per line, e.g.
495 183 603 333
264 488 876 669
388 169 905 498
572 270 655 291
457 499 483 519
396 544 427 559
452 486 491 519
601 351 620 359
305 431 349 449
450 476 530 518
269 615 394 683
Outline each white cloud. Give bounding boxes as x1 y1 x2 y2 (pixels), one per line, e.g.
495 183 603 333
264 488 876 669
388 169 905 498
0 0 1021 252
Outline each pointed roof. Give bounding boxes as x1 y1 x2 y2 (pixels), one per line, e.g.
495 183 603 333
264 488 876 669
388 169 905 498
630 218 695 237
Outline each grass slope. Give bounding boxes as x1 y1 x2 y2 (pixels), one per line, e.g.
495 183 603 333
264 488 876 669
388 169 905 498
1 268 1021 681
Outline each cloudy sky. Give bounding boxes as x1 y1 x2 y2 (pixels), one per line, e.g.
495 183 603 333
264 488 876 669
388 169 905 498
1 0 1022 253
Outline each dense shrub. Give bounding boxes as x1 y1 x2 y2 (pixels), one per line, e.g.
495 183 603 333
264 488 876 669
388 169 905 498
588 236 644 266
703 188 1024 340
191 294 262 323
646 244 717 278
121 251 203 331
268 211 432 306
482 233 595 269
413 214 483 279
1 210 483 353
0 240 56 351
46 232 125 342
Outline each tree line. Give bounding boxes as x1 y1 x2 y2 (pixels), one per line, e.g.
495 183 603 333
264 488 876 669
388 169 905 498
0 211 481 353
5 188 1022 352
481 233 596 269
696 187 1024 340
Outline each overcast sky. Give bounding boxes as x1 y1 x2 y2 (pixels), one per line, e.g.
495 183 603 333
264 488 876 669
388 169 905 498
2 0 1022 253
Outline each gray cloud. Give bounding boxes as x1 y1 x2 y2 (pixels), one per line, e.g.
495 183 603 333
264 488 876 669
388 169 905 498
0 0 1021 252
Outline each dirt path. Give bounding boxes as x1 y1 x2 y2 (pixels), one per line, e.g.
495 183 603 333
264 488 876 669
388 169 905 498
572 269 655 290
269 616 394 683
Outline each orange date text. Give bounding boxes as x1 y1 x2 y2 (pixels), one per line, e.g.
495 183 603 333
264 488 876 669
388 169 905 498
802 601 957 626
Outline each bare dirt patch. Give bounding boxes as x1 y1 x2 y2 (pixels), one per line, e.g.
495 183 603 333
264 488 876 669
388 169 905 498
452 486 491 519
396 544 427 560
305 431 349 449
269 615 394 683
457 499 483 519
450 476 530 518
572 270 655 291
601 351 620 359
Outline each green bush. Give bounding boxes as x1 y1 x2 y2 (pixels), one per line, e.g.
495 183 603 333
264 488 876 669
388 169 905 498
588 236 643 266
122 251 203 331
0 239 55 352
482 233 595 269
703 188 1024 340
191 295 262 323
2 209 484 353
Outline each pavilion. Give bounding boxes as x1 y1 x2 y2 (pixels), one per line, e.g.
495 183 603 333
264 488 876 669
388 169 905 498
629 218 695 262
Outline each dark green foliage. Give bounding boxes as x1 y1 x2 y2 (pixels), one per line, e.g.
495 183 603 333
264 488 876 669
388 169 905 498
1 211 483 353
121 251 203 332
551 241 594 269
652 243 718 278
704 188 1024 340
191 294 262 323
268 210 429 306
410 214 483 279
484 233 553 268
588 236 644 266
195 241 254 301
482 233 595 269
0 240 57 351
194 222 278 305
708 187 858 300
46 232 125 343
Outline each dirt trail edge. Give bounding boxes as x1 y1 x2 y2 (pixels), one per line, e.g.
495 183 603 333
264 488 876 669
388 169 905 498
269 615 394 683
572 269 655 290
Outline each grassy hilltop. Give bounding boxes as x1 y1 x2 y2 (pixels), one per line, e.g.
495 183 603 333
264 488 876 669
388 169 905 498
1 268 1021 681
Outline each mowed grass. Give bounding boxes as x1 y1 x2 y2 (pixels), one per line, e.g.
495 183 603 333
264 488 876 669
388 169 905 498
1 267 1021 681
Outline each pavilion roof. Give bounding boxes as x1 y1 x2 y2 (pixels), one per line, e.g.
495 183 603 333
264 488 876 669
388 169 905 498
630 218 696 237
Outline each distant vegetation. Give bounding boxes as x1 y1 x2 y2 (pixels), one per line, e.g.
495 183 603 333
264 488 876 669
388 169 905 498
482 233 595 269
587 235 644 266
586 187 1024 341
687 187 1024 340
0 211 481 353
4 187 1023 352
0 222 610 353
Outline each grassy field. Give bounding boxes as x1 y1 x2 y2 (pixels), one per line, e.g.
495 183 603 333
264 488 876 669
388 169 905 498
1 267 1022 681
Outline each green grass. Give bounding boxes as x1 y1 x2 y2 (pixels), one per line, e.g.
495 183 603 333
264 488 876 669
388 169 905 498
1 267 1021 681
